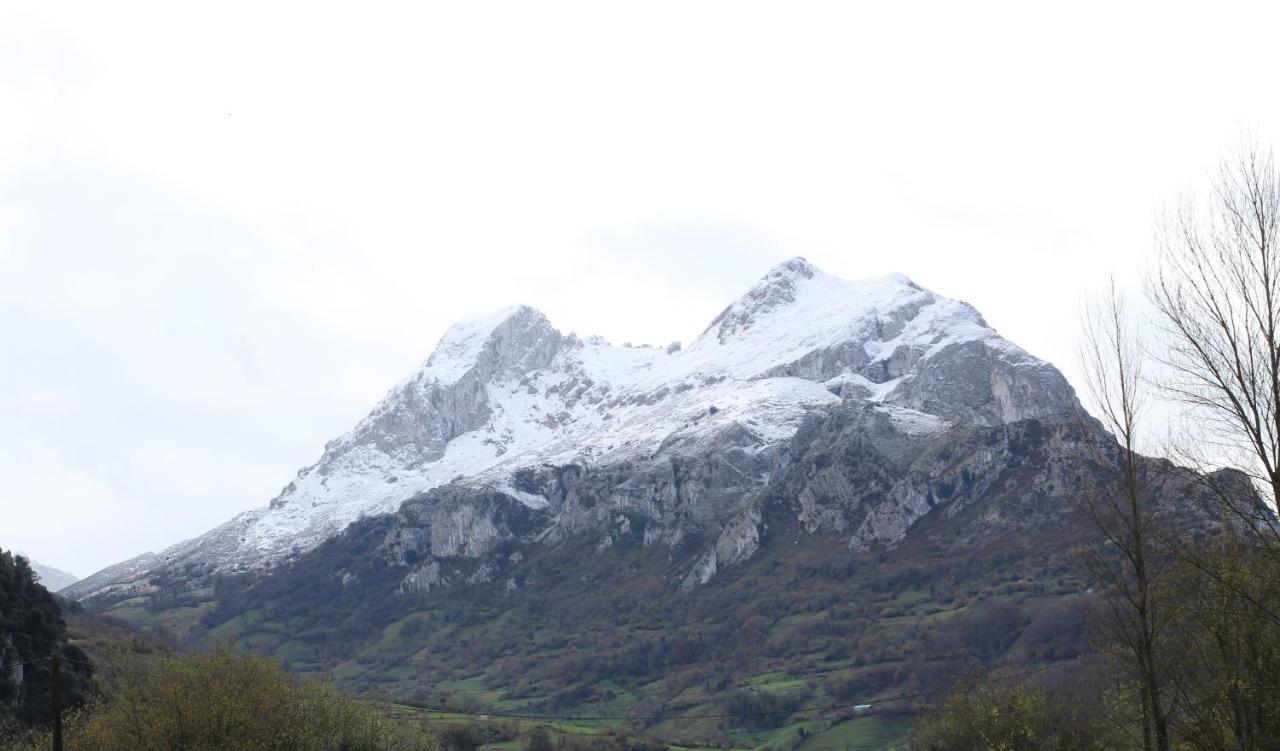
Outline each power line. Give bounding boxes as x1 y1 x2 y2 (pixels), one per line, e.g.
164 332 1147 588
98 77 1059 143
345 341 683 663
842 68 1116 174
399 658 1080 723
414 612 1089 706
6 650 1083 725
5 654 95 669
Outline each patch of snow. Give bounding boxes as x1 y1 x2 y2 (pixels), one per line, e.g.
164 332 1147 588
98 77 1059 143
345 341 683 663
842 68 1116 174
876 405 950 436
496 486 550 510
825 372 907 402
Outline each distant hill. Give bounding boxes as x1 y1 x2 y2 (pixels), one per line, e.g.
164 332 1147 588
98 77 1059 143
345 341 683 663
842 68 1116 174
18 554 79 592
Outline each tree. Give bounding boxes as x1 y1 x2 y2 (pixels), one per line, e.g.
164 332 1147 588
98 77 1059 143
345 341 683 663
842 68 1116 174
1079 280 1175 751
1163 542 1280 750
1149 141 1280 542
911 139 1280 751
909 675 1118 751
1143 141 1280 745
0 549 94 728
525 727 554 751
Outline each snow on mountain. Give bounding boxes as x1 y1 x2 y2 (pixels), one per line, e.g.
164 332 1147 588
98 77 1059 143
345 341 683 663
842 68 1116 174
18 554 80 592
68 257 1079 597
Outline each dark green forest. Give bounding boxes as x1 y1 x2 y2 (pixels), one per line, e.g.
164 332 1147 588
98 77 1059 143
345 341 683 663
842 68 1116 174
0 549 93 729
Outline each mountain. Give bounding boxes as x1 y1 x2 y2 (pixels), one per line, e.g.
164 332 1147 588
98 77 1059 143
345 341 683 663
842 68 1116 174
68 257 1079 603
18 554 79 592
63 258 1247 749
65 258 1239 746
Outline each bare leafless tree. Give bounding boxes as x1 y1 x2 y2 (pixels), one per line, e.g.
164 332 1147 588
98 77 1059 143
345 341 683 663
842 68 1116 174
1148 141 1280 542
1079 279 1173 751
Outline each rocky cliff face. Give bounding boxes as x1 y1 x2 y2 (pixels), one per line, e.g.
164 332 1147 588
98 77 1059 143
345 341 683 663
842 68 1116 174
0 634 22 712
334 400 1114 603
68 257 1085 603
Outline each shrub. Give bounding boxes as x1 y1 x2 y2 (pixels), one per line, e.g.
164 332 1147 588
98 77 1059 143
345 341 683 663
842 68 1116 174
525 727 554 751
909 677 1118 751
9 645 434 751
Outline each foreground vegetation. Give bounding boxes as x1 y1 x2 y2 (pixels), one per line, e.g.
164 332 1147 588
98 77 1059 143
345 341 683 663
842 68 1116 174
2 642 737 751
3 645 434 751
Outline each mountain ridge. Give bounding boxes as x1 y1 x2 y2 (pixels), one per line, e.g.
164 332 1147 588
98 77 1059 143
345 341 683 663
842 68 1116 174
15 553 79 592
67 257 1080 601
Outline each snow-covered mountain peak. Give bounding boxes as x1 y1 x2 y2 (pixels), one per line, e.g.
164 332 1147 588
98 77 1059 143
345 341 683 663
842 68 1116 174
701 256 819 343
421 304 559 386
695 259 945 353
69 259 1084 595
685 263 989 389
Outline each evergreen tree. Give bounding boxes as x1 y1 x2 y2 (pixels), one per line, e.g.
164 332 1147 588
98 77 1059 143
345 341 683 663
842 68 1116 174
0 547 93 727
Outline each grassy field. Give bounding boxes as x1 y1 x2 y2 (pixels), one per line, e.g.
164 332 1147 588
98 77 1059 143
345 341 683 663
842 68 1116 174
797 716 911 751
378 702 910 751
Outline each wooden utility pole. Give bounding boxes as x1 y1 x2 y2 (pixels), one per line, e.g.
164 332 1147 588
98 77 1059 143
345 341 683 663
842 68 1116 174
51 651 63 751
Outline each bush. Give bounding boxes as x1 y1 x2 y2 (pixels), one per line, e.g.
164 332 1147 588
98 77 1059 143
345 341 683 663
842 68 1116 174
525 727 554 751
8 645 434 751
724 686 812 731
438 724 484 751
400 615 427 639
909 677 1118 751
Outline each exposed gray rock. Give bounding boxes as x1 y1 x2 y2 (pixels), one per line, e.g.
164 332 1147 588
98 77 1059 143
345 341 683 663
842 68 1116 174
293 306 562 489
714 508 762 567
681 551 719 590
0 634 22 710
884 339 1079 426
400 560 444 595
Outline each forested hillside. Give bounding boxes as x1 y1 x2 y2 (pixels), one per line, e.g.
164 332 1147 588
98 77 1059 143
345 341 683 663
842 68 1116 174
0 548 93 729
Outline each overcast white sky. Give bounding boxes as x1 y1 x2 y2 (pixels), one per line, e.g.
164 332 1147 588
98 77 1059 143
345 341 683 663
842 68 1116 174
4 1 1280 576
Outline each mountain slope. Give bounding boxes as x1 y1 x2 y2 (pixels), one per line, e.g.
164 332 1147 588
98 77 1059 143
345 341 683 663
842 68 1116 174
69 257 1079 602
19 554 79 592
167 397 1232 737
